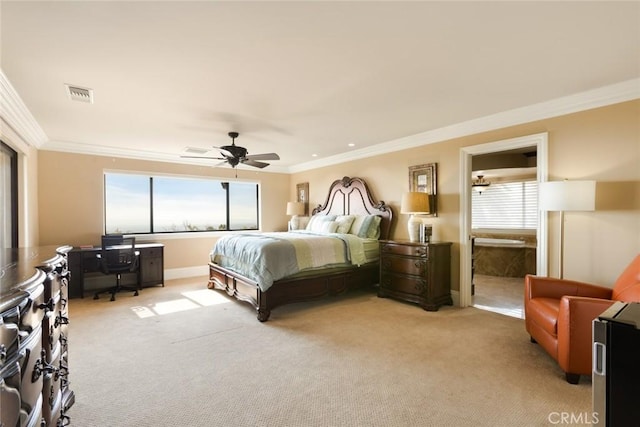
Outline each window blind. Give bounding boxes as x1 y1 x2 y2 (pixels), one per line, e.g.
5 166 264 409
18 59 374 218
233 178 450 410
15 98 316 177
472 181 538 229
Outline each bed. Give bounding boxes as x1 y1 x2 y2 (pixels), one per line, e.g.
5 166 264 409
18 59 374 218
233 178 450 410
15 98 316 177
208 176 393 321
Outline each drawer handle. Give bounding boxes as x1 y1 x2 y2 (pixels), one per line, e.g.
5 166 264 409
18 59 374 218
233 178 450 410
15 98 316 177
415 248 428 257
32 355 57 382
415 280 427 293
38 298 55 313
55 313 70 328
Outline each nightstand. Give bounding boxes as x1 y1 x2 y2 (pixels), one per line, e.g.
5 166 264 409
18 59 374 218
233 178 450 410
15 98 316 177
378 239 452 311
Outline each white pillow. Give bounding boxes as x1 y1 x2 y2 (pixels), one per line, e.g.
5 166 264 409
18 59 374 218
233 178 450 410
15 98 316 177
319 221 338 233
310 219 338 233
306 214 336 231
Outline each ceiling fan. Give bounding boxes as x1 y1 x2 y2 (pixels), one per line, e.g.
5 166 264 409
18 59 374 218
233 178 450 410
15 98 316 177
181 132 280 170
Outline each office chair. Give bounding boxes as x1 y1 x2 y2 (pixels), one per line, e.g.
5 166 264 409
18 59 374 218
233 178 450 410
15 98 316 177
93 235 141 301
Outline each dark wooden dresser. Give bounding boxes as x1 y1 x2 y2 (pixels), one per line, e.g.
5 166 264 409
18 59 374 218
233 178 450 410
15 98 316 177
378 239 452 311
0 245 75 426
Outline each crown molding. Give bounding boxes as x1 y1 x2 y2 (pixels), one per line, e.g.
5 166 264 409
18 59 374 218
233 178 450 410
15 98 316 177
0 69 48 148
43 139 290 174
288 78 640 173
15 74 640 173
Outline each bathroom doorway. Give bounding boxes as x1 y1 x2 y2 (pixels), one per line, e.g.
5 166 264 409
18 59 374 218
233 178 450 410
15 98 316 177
471 154 538 318
459 133 549 312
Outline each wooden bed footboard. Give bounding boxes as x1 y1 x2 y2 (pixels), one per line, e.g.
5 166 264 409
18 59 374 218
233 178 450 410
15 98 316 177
208 262 379 321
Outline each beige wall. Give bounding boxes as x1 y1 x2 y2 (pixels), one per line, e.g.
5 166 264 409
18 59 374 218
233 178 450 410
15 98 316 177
291 100 640 290
37 152 290 270
28 100 640 287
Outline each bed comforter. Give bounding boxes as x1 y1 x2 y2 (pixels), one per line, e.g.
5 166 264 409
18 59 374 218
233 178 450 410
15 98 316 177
210 231 370 291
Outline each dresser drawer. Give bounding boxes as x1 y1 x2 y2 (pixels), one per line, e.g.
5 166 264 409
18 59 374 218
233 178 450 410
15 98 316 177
380 273 426 296
380 243 428 258
381 255 426 276
140 247 163 258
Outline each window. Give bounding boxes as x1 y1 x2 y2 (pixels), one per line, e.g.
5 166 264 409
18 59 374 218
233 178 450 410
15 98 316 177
0 141 18 248
104 172 259 234
472 180 538 230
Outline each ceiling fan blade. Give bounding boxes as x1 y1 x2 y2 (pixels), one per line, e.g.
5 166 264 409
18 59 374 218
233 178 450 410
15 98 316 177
245 153 280 161
242 159 270 169
180 155 226 160
216 148 234 158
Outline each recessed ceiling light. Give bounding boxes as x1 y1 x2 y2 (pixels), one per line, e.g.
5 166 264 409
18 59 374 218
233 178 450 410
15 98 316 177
348 143 355 147
312 154 318 157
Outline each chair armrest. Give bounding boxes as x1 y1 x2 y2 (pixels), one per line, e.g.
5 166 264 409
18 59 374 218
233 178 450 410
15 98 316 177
556 296 616 373
525 275 612 301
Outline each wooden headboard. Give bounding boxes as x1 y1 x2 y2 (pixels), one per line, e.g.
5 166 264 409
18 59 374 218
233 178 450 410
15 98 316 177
311 176 393 240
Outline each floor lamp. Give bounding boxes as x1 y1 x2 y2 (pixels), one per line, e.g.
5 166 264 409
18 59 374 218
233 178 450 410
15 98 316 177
538 180 596 279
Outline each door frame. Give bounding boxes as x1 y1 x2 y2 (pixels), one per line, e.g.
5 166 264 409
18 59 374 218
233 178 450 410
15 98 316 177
458 132 549 307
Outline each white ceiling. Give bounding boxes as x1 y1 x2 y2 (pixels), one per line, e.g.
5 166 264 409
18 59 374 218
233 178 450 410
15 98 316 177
2 1 639 173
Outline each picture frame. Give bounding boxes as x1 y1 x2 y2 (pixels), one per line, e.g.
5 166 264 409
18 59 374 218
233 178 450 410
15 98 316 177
408 163 437 216
296 182 309 215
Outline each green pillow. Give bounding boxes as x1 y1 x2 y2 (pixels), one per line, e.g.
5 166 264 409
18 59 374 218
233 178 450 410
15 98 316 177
349 215 382 239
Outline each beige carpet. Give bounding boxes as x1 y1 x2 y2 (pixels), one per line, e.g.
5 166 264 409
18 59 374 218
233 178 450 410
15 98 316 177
67 277 591 426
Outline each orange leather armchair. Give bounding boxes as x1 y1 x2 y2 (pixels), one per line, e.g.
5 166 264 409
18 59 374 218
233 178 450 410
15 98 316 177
524 254 640 384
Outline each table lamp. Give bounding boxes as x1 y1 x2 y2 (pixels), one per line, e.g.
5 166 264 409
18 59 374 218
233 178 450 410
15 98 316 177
286 201 305 230
401 192 431 242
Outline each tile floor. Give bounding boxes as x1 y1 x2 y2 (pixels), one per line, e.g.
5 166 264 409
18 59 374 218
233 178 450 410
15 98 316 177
472 274 525 319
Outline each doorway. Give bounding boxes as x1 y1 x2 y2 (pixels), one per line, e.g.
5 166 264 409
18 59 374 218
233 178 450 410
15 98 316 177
459 133 549 310
471 157 538 318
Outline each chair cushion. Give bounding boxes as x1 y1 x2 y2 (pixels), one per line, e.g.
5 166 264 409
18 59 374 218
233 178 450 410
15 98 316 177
527 297 560 336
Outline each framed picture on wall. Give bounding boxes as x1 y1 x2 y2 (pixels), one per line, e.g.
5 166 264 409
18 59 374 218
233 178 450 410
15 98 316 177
296 182 309 215
409 163 437 216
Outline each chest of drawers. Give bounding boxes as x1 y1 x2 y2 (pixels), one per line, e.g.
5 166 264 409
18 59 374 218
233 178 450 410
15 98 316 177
378 240 452 311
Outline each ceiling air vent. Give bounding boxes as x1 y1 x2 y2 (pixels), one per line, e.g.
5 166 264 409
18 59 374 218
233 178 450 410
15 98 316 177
184 147 210 155
65 84 94 103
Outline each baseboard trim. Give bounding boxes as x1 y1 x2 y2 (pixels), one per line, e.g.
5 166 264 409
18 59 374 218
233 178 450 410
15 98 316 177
451 290 460 307
165 265 209 280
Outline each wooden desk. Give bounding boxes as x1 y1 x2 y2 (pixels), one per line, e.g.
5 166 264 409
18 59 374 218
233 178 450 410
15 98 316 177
67 243 164 298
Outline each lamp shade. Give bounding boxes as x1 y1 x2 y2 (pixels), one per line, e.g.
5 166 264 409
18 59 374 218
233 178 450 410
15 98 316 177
538 180 596 212
401 192 430 214
286 201 305 216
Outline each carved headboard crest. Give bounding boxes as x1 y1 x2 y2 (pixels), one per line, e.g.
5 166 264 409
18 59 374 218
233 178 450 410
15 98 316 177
311 176 393 240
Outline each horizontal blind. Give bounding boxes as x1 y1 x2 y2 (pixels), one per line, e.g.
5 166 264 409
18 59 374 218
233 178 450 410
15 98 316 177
472 181 538 229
